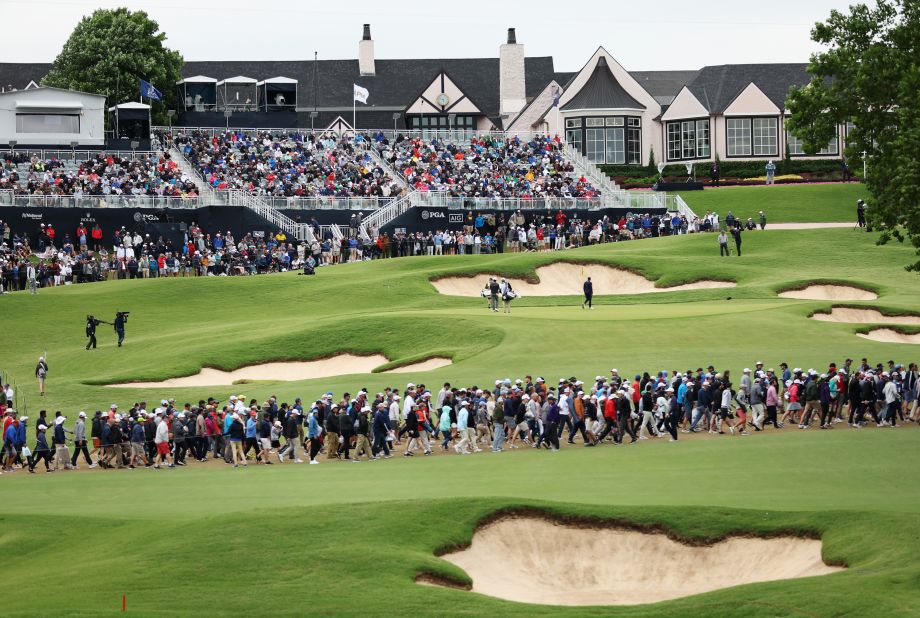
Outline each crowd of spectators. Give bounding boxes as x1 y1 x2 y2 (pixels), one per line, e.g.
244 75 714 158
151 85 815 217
374 133 600 198
0 152 197 197
169 130 403 199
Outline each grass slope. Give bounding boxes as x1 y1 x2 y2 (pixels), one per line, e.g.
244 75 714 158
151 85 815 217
678 183 867 223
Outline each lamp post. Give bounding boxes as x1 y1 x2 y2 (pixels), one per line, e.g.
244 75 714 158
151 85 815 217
224 109 232 131
8 140 16 157
70 140 79 161
166 109 175 130
310 111 318 134
392 112 401 139
130 140 139 159
448 113 456 140
861 150 867 180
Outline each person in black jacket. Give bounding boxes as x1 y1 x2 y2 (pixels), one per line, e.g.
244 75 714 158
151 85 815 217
353 406 373 461
488 278 499 312
337 406 352 460
29 424 53 473
582 277 593 309
371 403 391 459
616 391 637 444
324 405 340 461
278 409 301 462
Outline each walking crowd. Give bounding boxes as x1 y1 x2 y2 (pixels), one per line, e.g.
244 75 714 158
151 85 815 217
2 358 916 474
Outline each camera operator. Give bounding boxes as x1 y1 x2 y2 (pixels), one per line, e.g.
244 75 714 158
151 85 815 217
114 311 129 347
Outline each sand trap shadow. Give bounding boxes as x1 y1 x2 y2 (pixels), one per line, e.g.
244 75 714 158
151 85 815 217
425 516 843 606
778 285 877 301
811 308 920 325
107 355 453 388
431 263 734 297
857 329 920 344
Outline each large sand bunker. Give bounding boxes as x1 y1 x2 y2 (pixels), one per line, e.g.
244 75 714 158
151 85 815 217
812 308 920 325
108 354 453 388
432 263 734 297
109 355 389 388
857 329 920 345
778 285 877 301
430 516 843 606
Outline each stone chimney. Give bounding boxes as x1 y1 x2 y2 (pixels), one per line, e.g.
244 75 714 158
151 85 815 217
359 24 375 77
500 27 526 118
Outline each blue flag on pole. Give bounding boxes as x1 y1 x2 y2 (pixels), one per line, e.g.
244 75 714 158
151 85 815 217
139 79 162 101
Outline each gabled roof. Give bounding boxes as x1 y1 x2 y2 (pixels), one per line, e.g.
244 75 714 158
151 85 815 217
561 57 644 111
0 62 51 92
686 63 810 113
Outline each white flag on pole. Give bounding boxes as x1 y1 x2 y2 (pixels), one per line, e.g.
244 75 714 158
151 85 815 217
353 84 369 104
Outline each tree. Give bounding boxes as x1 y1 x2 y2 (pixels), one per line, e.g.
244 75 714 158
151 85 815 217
786 0 920 271
42 8 183 125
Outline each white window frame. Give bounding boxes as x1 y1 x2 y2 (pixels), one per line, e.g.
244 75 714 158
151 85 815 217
726 118 752 157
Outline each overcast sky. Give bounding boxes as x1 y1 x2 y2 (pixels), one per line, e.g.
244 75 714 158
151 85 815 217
1 0 855 70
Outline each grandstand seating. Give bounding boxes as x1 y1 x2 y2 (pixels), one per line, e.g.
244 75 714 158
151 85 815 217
373 133 600 198
0 152 197 197
171 130 403 199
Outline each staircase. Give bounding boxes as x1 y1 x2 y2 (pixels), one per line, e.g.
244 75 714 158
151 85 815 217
168 147 225 205
226 189 316 243
361 191 416 235
365 144 412 193
562 143 631 208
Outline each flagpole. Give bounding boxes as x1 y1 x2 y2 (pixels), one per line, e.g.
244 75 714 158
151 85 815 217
353 97 356 138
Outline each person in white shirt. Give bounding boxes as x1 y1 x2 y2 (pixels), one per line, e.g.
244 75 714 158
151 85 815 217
388 394 402 445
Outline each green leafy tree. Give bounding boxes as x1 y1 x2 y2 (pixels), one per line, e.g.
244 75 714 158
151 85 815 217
786 0 920 271
42 8 183 125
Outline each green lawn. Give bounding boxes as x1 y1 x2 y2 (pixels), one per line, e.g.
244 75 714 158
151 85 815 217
677 183 868 223
2 226 919 616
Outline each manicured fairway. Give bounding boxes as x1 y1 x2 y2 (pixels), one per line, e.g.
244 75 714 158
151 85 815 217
678 183 867 223
2 221 919 617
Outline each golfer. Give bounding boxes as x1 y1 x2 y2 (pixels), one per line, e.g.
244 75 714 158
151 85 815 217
499 278 515 314
582 277 593 309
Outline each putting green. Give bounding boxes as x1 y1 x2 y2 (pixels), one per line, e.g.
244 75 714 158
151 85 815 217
2 223 919 616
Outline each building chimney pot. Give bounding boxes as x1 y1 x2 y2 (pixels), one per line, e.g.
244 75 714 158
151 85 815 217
362 24 372 41
507 28 517 44
359 25 375 76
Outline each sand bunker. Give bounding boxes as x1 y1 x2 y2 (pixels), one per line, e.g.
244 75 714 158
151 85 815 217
778 285 877 301
109 354 389 388
812 308 920 325
857 329 920 345
432 263 734 297
385 357 453 374
431 516 843 606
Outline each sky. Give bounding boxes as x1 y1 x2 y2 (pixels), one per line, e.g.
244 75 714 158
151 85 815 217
0 0 857 70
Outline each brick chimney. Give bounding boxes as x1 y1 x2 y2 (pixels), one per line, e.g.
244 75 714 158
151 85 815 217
359 24 375 77
500 27 526 118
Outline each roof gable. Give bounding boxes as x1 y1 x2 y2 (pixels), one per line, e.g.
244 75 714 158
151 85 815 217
660 86 708 121
561 57 644 111
723 82 780 116
406 70 483 115
558 47 659 115
687 63 810 113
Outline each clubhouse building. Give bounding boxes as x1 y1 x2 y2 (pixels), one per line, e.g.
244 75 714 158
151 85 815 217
0 25 848 166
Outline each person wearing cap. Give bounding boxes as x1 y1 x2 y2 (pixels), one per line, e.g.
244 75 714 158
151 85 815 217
70 411 93 468
28 423 53 473
129 416 148 468
749 376 766 431
372 403 392 459
324 405 341 460
452 402 469 454
52 414 75 470
353 406 374 461
798 373 822 430
153 410 175 469
2 414 21 472
278 408 303 463
881 372 900 427
388 394 402 446
780 379 803 427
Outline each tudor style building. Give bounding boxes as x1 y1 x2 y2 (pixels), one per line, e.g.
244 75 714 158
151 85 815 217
0 25 847 165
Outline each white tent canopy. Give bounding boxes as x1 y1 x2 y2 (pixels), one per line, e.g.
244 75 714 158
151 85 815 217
176 75 217 84
256 76 298 86
217 75 257 86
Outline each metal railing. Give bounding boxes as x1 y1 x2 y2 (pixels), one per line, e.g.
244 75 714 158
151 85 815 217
1 150 160 162
0 190 205 209
414 194 605 211
670 194 697 219
255 195 391 211
225 189 315 242
362 192 414 232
